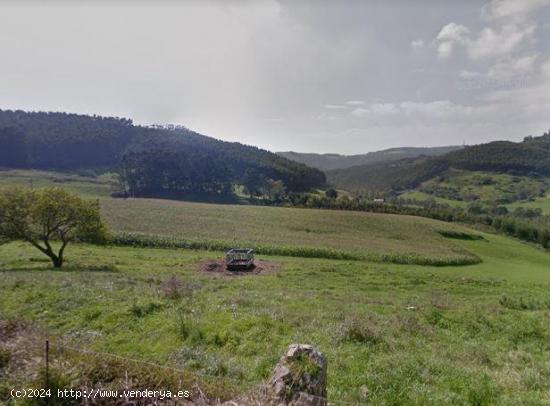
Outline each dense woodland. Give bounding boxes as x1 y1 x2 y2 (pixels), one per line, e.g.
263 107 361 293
0 110 326 197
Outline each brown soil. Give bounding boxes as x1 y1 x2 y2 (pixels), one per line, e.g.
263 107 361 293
198 259 281 276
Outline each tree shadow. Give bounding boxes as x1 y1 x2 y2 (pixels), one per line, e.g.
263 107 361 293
0 263 119 273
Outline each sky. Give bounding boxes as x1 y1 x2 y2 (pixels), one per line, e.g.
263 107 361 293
1 0 549 154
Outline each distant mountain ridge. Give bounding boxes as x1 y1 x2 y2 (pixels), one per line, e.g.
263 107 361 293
277 146 463 171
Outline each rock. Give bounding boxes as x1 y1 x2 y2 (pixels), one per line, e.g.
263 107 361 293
268 344 327 405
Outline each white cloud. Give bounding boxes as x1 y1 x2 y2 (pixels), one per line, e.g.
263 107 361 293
437 23 470 43
351 107 369 117
371 103 398 114
467 24 535 59
481 72 550 119
459 70 481 79
350 103 398 117
399 100 475 118
351 100 481 119
541 59 550 77
435 22 535 60
487 54 538 80
346 100 365 105
482 0 550 20
458 55 538 84
324 104 346 109
411 39 424 49
436 23 469 59
437 41 454 59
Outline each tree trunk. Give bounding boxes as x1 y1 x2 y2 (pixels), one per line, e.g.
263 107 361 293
42 243 63 268
49 252 63 268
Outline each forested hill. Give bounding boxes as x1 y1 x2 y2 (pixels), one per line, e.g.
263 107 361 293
277 146 462 171
327 131 550 193
0 109 326 196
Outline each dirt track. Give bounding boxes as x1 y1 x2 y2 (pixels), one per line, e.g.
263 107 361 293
198 259 281 276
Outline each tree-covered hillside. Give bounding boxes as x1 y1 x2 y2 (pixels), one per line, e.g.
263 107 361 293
0 109 326 197
445 137 550 175
327 131 550 193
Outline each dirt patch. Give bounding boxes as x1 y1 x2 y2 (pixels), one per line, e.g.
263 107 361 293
198 259 281 276
0 319 44 384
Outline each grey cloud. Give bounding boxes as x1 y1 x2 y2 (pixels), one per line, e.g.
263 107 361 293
0 0 548 154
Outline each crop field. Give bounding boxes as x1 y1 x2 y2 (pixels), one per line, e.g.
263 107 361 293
1 230 550 404
100 198 481 265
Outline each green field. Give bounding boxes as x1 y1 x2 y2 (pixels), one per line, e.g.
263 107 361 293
399 190 468 208
1 169 550 404
508 196 550 215
0 169 115 197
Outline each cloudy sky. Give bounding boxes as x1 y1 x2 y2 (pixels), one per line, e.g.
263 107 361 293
1 0 549 153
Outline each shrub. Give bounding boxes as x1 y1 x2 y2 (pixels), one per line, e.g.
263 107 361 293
161 276 184 299
500 295 550 311
466 374 499 405
339 313 385 345
0 348 10 369
325 188 338 199
438 230 484 241
129 301 164 318
34 367 73 406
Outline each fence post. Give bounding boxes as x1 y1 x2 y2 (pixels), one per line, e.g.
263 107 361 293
45 340 49 389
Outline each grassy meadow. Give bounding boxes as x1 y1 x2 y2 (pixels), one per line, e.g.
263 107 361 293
399 190 468 208
1 169 550 404
0 169 114 197
1 232 550 404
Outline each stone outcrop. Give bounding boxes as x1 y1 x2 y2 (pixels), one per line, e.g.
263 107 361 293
267 344 327 406
222 344 327 406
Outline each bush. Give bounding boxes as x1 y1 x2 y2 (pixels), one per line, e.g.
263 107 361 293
325 188 338 199
161 276 184 299
0 348 10 369
129 301 164 318
499 295 550 311
339 313 385 345
32 367 73 406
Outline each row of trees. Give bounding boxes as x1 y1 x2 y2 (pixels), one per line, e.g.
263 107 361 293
116 150 233 198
